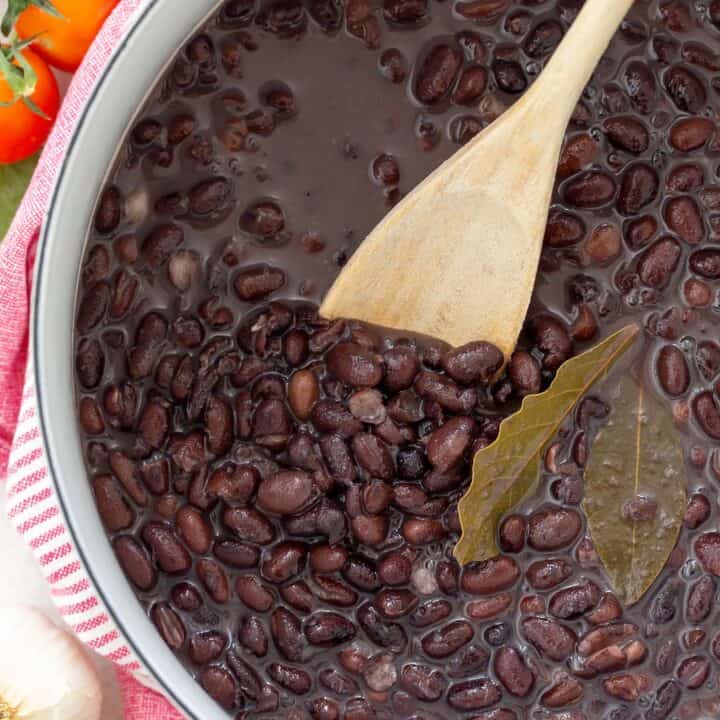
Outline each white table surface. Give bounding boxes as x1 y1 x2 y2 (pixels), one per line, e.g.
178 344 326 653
1 1 124 712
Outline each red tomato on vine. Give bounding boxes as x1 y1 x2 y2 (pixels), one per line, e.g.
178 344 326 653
0 43 59 164
0 0 119 164
14 0 121 73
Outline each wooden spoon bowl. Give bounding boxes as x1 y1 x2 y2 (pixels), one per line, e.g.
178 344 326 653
321 0 637 359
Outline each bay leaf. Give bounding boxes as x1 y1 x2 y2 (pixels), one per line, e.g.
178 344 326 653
583 374 686 606
454 324 639 566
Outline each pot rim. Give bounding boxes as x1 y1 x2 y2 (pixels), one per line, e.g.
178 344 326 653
32 1 227 718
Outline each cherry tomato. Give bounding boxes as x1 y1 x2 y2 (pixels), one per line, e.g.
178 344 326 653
0 47 60 164
16 0 120 72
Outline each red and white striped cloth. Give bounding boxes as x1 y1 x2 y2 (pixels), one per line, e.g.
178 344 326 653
0 1 184 717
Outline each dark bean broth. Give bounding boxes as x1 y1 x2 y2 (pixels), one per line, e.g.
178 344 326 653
75 0 720 717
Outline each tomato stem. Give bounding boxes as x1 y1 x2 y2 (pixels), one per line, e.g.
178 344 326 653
0 0 60 117
0 38 39 103
22 94 50 119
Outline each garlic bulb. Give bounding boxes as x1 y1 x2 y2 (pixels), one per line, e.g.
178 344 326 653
0 606 102 720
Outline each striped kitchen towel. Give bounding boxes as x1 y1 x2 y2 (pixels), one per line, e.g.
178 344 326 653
0 0 184 717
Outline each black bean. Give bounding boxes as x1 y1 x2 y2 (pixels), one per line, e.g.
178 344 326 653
664 65 706 112
95 187 123 233
638 237 681 288
447 678 502 711
356 602 407 653
261 541 308 583
521 617 576 661
199 667 237 710
114 535 156 590
493 59 526 93
689 248 720 279
414 44 462 104
257 469 316 515
494 646 534 697
76 339 105 389
694 392 720 440
305 612 356 646
400 663 446 701
151 602 186 650
603 115 649 153
624 61 656 114
617 163 659 216
656 345 689 396
142 523 191 574
532 315 572 370
234 264 286 300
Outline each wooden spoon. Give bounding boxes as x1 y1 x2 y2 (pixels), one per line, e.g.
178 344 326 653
320 0 636 359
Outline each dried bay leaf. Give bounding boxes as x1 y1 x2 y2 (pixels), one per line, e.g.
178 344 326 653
454 324 639 566
583 374 686 606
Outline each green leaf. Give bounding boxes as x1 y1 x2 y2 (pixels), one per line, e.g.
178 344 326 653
0 154 38 241
454 324 640 566
583 374 686 606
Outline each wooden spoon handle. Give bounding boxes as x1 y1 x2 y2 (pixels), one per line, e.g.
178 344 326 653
451 0 636 207
526 0 637 127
